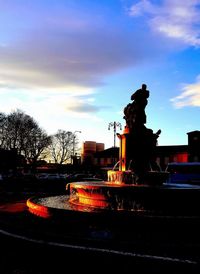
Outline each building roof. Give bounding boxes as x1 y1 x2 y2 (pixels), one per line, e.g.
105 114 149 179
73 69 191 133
187 130 200 135
155 145 188 154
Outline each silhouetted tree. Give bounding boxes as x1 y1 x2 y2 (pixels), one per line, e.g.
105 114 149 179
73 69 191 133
24 127 52 167
0 109 52 165
0 112 8 148
49 129 74 164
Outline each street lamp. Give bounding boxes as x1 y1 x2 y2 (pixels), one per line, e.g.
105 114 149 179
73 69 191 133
108 121 122 147
72 130 81 158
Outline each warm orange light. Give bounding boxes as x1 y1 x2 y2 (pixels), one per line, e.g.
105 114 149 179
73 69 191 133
118 127 130 171
71 196 109 208
121 134 127 171
26 198 52 218
108 170 133 184
123 126 129 134
0 201 27 213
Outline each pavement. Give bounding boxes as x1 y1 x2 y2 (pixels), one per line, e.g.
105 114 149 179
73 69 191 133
1 190 200 273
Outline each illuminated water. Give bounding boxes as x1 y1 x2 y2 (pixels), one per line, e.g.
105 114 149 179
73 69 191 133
36 195 98 212
28 183 200 217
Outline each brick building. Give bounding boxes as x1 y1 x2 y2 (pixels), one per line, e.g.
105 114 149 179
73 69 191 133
91 130 200 170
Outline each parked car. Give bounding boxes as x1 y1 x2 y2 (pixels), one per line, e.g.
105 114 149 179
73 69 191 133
46 174 61 180
36 173 49 180
166 162 200 184
36 173 67 180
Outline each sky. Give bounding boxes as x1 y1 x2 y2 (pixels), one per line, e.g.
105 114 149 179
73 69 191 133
0 0 200 149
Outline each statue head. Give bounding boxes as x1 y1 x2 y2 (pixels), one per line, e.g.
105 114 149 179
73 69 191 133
142 84 147 90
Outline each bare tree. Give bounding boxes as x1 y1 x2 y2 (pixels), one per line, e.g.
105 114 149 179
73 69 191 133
0 109 52 164
0 112 8 148
24 127 52 165
5 110 38 154
49 130 74 164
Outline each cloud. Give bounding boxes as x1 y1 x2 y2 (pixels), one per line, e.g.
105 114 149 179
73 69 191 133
129 0 158 16
0 1 155 93
0 84 111 119
0 87 107 136
65 101 101 113
129 0 200 47
59 95 109 114
0 0 184 102
170 76 200 108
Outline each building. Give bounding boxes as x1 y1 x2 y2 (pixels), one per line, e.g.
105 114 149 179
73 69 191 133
93 147 119 168
92 130 200 170
81 141 105 165
155 145 188 170
187 130 200 162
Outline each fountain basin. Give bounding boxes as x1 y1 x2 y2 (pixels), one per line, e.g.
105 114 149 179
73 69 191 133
26 180 200 262
68 181 200 216
27 181 200 218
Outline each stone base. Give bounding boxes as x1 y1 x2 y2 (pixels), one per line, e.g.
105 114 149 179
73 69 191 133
107 170 135 184
107 170 169 185
68 181 200 215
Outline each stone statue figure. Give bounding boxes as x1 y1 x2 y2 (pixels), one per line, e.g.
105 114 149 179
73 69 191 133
131 83 149 124
123 84 161 182
124 83 149 131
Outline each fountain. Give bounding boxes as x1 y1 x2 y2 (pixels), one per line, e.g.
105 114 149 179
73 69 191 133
27 84 200 217
26 85 200 267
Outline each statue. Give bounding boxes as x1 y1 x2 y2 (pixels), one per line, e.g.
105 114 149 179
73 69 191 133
123 84 161 182
124 83 149 130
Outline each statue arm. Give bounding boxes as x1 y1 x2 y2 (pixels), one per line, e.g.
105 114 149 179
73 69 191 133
131 90 139 100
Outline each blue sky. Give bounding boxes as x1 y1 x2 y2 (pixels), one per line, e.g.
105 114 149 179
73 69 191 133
0 0 200 149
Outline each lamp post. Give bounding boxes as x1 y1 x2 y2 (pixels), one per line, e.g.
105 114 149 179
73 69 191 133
72 130 81 164
108 121 122 147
